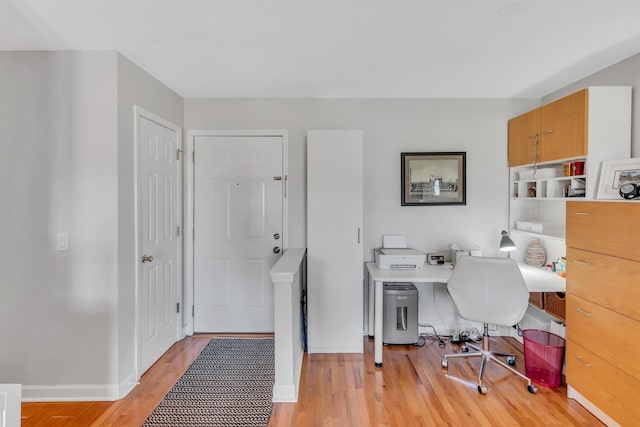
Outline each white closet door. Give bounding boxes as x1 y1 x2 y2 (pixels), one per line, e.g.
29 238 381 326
307 130 363 353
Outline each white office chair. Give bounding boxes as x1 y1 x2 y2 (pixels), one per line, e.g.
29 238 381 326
441 256 537 394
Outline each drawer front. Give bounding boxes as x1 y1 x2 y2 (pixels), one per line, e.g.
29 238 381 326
567 247 640 322
566 201 640 261
566 294 640 380
567 340 640 427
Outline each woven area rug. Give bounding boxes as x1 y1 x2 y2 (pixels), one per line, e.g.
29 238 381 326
143 337 275 427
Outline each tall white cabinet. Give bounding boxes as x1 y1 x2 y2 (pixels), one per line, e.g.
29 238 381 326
307 130 364 353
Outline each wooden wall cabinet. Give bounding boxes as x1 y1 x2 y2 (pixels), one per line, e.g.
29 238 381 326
538 89 587 163
508 108 539 167
508 89 587 167
565 201 640 427
508 87 626 168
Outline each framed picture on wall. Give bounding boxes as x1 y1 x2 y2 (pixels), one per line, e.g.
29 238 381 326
597 158 640 199
401 152 466 206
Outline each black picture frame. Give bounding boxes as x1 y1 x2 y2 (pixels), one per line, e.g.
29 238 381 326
401 152 466 206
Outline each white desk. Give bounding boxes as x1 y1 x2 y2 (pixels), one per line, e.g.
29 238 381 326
366 261 565 367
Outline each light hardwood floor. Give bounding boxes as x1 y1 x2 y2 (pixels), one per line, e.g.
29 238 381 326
22 334 603 426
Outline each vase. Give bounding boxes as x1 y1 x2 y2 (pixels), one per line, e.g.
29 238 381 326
525 238 546 267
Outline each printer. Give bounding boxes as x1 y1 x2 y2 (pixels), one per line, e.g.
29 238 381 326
374 235 426 270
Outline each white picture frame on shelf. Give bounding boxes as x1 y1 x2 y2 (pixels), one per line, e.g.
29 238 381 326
596 158 640 199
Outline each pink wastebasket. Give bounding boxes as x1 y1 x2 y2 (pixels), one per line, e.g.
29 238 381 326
522 329 565 388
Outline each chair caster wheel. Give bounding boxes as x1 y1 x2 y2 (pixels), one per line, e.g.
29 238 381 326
461 345 469 353
441 359 448 369
527 384 537 394
477 385 488 394
507 356 516 366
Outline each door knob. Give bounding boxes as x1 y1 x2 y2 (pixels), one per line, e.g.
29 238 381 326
141 255 154 263
273 233 280 240
273 247 281 254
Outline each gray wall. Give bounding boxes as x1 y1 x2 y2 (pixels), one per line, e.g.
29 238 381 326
0 51 119 393
0 51 183 400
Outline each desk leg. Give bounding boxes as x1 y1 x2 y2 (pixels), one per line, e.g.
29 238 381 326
368 273 374 338
374 279 383 367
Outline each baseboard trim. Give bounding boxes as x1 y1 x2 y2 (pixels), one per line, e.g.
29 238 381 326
307 345 363 354
567 385 620 427
21 372 139 402
272 384 297 403
272 351 304 403
0 384 22 427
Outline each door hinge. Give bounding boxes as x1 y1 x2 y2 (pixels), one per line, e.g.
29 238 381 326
192 151 195 163
176 226 181 237
176 148 183 160
176 302 180 313
192 305 195 317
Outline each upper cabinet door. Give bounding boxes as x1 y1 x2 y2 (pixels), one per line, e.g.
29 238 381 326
508 108 540 167
539 89 588 162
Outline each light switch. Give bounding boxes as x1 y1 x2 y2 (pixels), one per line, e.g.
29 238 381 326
57 232 69 251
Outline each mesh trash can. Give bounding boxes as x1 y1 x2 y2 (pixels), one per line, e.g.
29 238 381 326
523 329 566 387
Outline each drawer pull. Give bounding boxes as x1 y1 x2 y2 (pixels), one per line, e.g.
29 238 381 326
573 260 591 267
574 211 592 216
575 307 593 317
575 356 593 367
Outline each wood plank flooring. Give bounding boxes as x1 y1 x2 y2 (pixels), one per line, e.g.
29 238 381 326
21 334 603 426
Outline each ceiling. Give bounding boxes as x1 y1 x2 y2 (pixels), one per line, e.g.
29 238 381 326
3 0 640 99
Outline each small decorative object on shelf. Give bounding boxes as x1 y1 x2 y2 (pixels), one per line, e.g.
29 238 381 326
525 238 546 267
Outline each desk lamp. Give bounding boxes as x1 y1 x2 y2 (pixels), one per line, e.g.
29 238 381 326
499 230 516 252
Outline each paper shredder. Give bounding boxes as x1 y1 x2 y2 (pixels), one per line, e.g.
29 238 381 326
383 283 418 345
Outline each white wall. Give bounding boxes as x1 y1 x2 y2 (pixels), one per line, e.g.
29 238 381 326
185 98 539 334
0 51 183 400
185 98 538 260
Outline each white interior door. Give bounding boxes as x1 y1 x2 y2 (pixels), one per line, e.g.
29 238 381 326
137 108 181 374
193 135 284 332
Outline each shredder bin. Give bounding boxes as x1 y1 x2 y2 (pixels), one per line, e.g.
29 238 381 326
523 329 565 388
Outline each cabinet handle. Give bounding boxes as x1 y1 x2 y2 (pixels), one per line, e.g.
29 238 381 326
574 211 591 216
575 356 593 367
357 227 361 244
575 307 593 317
541 129 553 135
573 260 591 267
